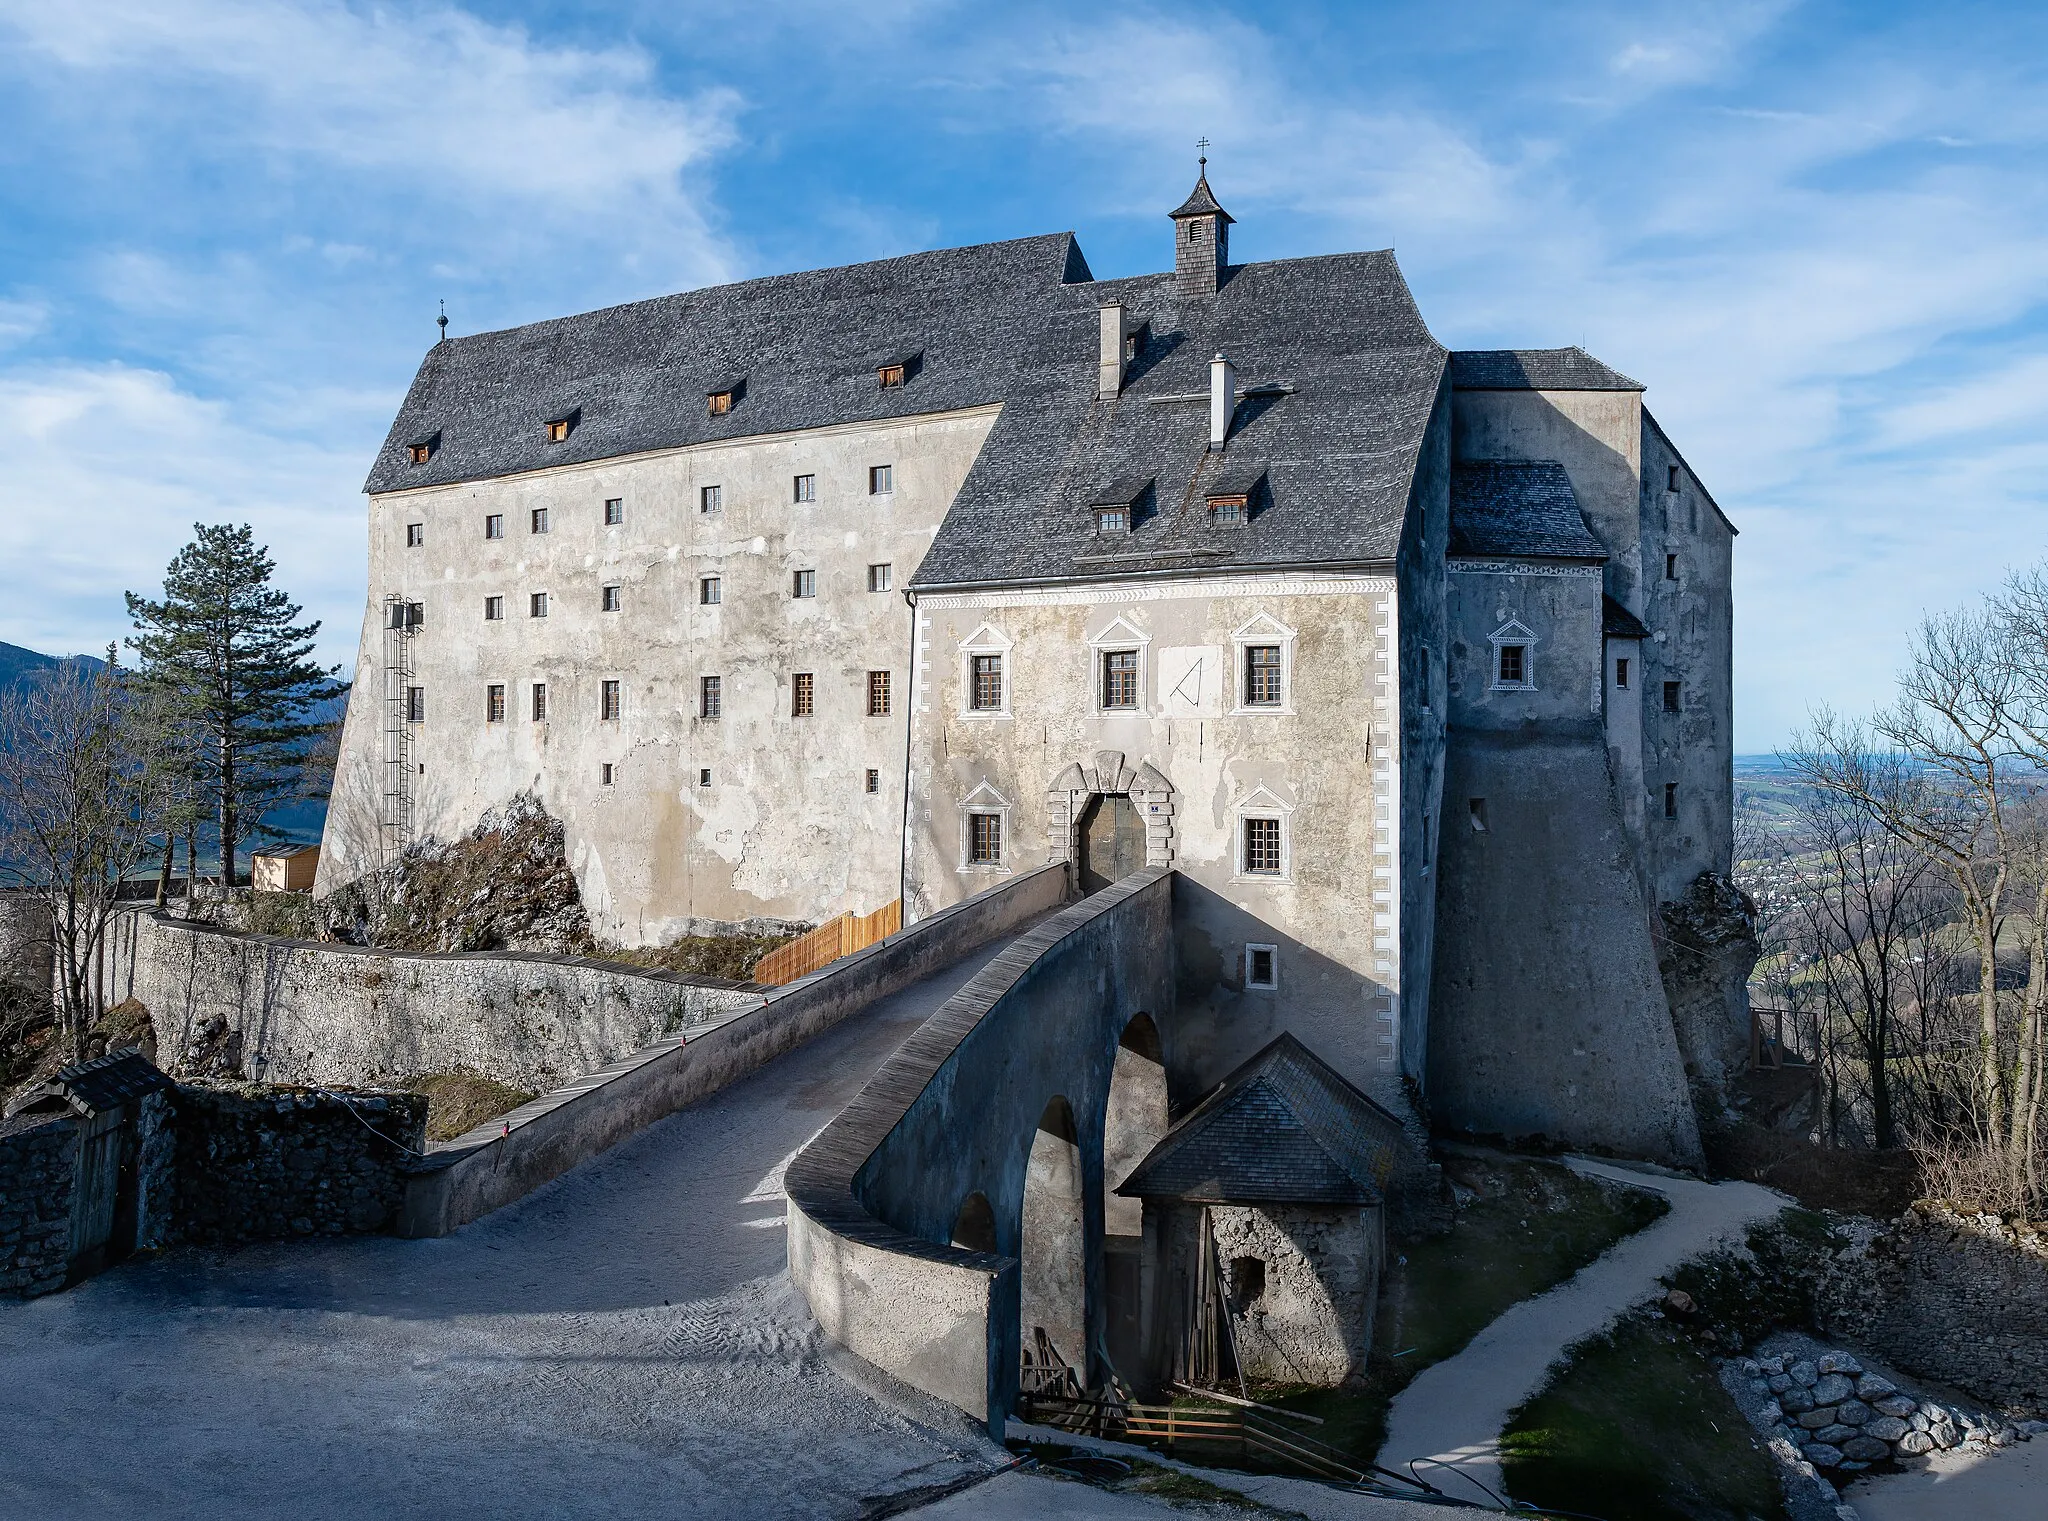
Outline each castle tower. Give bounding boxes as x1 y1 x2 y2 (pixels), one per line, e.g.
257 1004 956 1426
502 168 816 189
1169 159 1233 297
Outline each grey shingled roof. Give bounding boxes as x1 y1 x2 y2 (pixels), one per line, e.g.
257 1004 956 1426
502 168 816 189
1116 1034 1405 1206
364 234 1093 495
1449 461 1606 560
1603 594 1650 639
1170 170 1234 223
1450 347 1643 392
9 1049 172 1119
367 231 1451 583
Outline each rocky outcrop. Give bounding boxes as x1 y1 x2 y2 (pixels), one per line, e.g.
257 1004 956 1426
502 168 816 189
1657 871 1760 1116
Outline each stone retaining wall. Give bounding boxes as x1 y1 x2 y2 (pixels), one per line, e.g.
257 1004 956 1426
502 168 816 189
170 1084 429 1243
101 909 758 1092
0 1113 76 1296
0 891 53 1001
1817 1203 2048 1415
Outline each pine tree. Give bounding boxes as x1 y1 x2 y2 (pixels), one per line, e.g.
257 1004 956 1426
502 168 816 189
125 524 346 887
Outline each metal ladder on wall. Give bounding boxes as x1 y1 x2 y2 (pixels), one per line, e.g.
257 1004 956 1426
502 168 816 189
380 595 418 867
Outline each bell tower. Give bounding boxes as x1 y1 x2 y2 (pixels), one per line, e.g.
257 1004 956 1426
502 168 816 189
1169 153 1233 297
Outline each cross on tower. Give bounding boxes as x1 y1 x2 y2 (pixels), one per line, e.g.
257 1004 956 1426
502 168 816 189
1197 136 1210 167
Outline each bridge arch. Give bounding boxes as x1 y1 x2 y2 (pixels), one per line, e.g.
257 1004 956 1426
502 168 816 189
950 1192 996 1253
1101 1012 1168 1379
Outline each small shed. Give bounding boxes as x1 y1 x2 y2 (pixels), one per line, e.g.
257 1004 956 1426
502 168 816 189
1117 1034 1406 1389
252 844 322 893
7 1049 175 1284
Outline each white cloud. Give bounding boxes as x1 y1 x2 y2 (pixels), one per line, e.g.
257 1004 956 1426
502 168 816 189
0 298 48 347
0 363 366 667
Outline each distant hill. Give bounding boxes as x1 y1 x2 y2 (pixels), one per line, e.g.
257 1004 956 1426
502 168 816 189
0 641 102 691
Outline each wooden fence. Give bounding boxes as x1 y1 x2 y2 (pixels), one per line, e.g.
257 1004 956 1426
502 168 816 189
1018 1388 1388 1488
753 899 902 986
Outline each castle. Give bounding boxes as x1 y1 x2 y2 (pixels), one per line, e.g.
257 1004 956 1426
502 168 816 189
319 168 1737 1170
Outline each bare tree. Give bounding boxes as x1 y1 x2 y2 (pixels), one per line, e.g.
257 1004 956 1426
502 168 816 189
0 653 178 1057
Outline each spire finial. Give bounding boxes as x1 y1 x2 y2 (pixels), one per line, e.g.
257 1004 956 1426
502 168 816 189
436 299 449 344
1197 136 1210 171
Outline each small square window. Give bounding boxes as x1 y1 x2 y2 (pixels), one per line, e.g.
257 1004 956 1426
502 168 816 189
878 364 906 389
545 417 572 443
867 670 891 717
793 473 816 503
531 507 549 535
868 563 893 593
869 464 893 495
865 768 880 795
600 679 621 721
406 686 425 722
1615 656 1629 689
1210 495 1248 523
1665 781 1679 819
1095 507 1128 534
600 762 615 786
791 671 814 717
792 569 816 599
601 584 621 613
1245 645 1282 706
604 497 623 525
700 675 721 719
1497 644 1527 685
700 576 722 606
707 390 733 416
1245 944 1278 990
1666 553 1678 580
484 595 503 621
406 523 424 548
970 654 1004 712
531 683 547 722
700 484 722 515
530 591 548 618
1242 816 1282 875
1667 464 1681 493
486 684 505 723
968 811 1002 865
1664 680 1681 714
1469 797 1488 832
1101 649 1140 710
698 767 713 787
485 514 504 540
409 442 432 466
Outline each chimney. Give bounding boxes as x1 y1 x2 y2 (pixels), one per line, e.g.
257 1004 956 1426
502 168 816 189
1098 304 1125 400
1209 352 1235 451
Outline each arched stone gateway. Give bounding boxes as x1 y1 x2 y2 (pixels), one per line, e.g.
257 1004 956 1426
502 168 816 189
1047 752 1175 893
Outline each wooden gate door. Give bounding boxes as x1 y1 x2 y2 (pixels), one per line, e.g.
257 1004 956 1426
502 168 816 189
66 1106 126 1280
1079 794 1146 893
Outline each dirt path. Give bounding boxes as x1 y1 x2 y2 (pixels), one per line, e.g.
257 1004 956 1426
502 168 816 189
1847 1440 2048 1520
1376 1158 1786 1505
0 937 1161 1521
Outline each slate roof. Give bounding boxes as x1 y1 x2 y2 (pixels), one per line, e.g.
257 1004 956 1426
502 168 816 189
1603 594 1650 640
364 234 1094 495
1449 461 1606 560
7 1049 172 1119
1116 1034 1406 1206
1170 170 1234 223
1450 347 1643 392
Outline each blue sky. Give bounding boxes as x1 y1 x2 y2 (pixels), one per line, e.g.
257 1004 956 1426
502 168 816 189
0 0 2044 750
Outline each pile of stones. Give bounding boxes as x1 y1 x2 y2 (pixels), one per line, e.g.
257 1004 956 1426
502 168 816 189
1741 1349 2036 1472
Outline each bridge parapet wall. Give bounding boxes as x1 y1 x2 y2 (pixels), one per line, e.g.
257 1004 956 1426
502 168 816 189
786 867 1175 1433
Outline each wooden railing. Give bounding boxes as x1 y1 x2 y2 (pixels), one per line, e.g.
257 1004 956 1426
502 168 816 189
753 899 902 986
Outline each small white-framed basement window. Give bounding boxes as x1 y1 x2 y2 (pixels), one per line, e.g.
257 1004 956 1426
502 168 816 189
1244 943 1279 991
1489 619 1537 691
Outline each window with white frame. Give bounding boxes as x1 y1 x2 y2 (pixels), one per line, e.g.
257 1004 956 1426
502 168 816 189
960 625 1013 719
792 569 816 599
1088 615 1150 715
1488 619 1536 691
869 464 893 495
1242 816 1282 875
700 484 722 515
959 781 1011 870
1245 944 1279 990
968 812 1002 864
1100 649 1140 710
867 562 893 593
1232 786 1294 882
1231 613 1296 714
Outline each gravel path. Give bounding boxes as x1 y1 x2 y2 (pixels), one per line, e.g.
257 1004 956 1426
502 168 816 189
0 937 1152 1521
1376 1157 1787 1505
1848 1440 2048 1520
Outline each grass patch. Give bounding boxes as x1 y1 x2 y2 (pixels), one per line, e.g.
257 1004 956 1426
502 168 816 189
246 890 320 939
409 1070 539 1141
1501 1317 1787 1521
602 931 797 983
1248 1153 1672 1466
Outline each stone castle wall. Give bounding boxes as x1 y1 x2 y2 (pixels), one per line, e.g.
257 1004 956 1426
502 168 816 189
0 891 52 999
101 910 761 1093
0 1113 76 1296
1818 1204 2048 1416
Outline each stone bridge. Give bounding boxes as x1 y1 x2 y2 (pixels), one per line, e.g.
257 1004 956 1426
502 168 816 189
787 865 1176 1433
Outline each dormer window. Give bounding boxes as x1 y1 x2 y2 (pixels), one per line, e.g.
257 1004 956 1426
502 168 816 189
706 378 743 416
708 391 733 416
1088 477 1150 536
1123 324 1148 362
406 433 438 466
1205 466 1265 524
876 351 920 389
1095 507 1128 535
1210 494 1248 523
544 411 577 443
878 364 906 389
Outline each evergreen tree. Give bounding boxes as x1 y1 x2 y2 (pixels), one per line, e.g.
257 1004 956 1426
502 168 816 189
125 524 346 886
